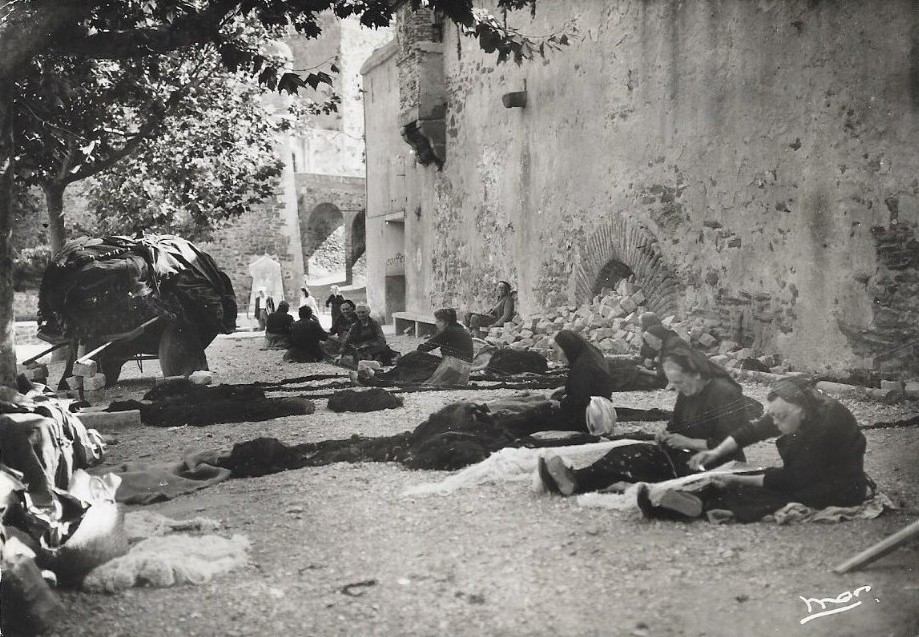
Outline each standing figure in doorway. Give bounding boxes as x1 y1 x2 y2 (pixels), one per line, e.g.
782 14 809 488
254 288 275 331
325 285 345 323
299 285 320 318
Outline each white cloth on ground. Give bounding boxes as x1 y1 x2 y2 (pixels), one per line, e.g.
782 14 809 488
402 439 647 497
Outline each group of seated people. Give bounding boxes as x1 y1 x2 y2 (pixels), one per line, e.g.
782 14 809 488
262 281 873 524
537 325 871 524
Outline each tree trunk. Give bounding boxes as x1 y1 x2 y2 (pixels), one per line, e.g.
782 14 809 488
0 79 18 388
44 183 67 256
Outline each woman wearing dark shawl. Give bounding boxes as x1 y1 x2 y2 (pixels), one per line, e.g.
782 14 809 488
550 330 616 431
539 346 763 496
635 376 870 522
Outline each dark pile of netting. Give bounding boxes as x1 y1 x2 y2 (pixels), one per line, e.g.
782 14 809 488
326 388 404 413
38 234 236 345
107 379 314 426
216 400 666 476
485 349 548 375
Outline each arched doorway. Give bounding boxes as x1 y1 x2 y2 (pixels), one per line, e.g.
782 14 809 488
346 210 366 284
573 217 684 317
301 202 344 277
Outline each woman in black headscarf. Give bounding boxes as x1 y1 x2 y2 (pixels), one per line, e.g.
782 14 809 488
539 345 763 496
549 330 616 431
640 324 690 372
638 376 871 522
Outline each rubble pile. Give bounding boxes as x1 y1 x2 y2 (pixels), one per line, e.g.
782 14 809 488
481 276 791 371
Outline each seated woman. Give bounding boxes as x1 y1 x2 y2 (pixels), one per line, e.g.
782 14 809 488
416 308 475 386
323 300 356 356
336 304 398 366
355 308 475 387
284 306 328 362
264 301 293 349
464 281 515 334
539 346 760 496
640 324 689 374
639 377 870 522
548 330 617 432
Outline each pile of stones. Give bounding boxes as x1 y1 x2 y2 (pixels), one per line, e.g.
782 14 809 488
483 276 790 371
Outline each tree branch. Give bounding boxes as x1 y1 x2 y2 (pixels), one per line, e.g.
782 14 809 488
47 0 241 60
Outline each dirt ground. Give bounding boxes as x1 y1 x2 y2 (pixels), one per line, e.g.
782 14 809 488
34 332 919 637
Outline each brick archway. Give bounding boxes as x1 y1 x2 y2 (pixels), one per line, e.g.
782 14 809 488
572 217 684 317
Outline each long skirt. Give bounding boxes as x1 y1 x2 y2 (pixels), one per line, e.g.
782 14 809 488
424 355 472 387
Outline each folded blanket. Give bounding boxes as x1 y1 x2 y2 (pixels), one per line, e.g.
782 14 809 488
103 449 229 505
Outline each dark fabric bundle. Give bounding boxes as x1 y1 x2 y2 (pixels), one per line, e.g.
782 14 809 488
326 388 404 413
485 349 548 375
109 382 314 426
38 234 236 347
375 351 441 383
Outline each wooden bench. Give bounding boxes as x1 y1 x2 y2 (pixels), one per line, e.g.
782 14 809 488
392 311 439 338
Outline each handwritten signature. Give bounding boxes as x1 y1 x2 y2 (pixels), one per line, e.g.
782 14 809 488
799 585 878 625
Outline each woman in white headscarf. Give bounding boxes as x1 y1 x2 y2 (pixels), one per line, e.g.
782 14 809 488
299 285 320 318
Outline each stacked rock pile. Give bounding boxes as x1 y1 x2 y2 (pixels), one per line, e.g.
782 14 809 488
482 276 790 371
478 275 919 403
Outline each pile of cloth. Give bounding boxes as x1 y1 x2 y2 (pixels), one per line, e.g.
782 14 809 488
107 378 315 426
38 234 237 346
0 382 121 635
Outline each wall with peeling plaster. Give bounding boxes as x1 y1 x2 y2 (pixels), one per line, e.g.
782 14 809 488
364 0 919 375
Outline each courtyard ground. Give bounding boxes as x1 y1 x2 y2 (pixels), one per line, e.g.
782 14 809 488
30 332 919 637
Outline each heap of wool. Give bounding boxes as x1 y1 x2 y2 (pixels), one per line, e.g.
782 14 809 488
326 388 404 413
82 533 250 593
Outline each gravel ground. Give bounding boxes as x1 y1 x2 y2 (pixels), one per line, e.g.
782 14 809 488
32 333 919 637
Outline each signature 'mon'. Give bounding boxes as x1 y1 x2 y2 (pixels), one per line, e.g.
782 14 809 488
799 585 875 625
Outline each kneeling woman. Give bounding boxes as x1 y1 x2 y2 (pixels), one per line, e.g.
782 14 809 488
640 377 869 522
416 308 474 386
540 347 759 495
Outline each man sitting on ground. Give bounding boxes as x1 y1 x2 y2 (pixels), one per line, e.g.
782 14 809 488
284 306 328 362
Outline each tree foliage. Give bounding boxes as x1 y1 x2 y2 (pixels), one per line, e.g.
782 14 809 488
0 0 566 386
85 60 307 240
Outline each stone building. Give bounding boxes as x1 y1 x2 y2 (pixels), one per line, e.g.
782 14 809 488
361 0 919 376
200 17 390 312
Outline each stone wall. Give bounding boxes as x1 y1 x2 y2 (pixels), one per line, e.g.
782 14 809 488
198 192 301 315
363 0 919 377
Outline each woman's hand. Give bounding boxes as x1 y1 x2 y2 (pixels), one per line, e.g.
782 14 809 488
689 450 720 471
657 433 707 451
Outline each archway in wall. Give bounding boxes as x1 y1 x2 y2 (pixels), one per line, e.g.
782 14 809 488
573 217 684 317
302 202 344 277
592 259 635 296
346 210 366 284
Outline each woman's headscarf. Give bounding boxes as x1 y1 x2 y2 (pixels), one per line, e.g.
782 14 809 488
555 330 606 369
767 376 820 418
661 345 738 387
